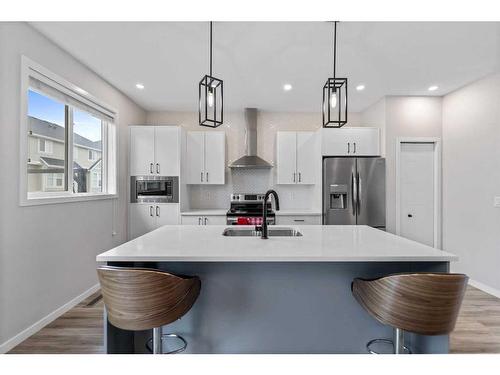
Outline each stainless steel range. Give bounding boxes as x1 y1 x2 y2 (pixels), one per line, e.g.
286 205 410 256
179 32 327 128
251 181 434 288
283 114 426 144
226 193 276 225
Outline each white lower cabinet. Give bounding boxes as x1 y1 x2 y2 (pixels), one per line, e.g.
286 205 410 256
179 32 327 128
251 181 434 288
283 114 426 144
181 215 226 225
276 215 322 225
129 203 179 239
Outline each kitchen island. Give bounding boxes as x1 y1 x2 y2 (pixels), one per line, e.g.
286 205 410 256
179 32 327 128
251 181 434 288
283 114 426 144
96 225 457 354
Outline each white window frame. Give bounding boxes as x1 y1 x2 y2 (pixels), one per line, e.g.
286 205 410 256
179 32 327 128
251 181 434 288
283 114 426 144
20 56 119 206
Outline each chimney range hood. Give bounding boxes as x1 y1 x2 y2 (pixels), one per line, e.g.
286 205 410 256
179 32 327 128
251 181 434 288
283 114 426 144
229 108 273 169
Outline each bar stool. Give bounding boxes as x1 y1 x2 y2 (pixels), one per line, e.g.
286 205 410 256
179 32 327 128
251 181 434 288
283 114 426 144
97 266 201 354
351 272 468 354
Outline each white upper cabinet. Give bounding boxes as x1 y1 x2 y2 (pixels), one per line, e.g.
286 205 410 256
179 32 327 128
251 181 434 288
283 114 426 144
130 126 180 176
154 127 180 176
130 126 155 175
321 127 380 156
185 131 225 185
276 131 316 185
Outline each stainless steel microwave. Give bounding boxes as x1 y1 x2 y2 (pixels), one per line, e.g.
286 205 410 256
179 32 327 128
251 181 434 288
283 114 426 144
130 176 179 203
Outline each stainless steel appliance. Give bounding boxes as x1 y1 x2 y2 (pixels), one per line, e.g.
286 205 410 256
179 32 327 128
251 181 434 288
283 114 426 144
323 157 385 229
130 176 179 203
226 193 276 225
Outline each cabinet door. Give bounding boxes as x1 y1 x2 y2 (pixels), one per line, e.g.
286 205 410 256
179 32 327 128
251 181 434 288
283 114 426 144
186 132 205 184
204 132 225 184
130 127 155 175
276 215 322 225
129 204 156 239
203 215 226 225
321 128 351 156
276 132 297 184
349 128 380 156
181 215 203 225
296 132 316 184
154 127 180 176
155 204 180 227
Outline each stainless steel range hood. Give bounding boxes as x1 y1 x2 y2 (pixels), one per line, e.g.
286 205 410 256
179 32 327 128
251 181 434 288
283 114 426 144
229 108 273 169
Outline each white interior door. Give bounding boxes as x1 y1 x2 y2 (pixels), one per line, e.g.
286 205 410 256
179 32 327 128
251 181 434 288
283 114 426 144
154 127 179 176
186 132 205 184
130 127 155 175
276 132 297 184
204 132 225 184
399 142 435 246
296 132 316 184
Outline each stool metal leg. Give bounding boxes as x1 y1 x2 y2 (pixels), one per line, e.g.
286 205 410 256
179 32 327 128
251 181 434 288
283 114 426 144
152 327 162 354
393 328 404 354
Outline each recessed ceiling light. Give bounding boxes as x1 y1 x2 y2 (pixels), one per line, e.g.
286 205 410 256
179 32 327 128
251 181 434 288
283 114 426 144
283 84 293 91
356 84 365 91
428 85 439 91
135 83 145 90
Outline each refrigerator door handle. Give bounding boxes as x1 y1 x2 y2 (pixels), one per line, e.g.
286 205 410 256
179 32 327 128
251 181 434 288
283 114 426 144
357 172 362 214
351 172 357 216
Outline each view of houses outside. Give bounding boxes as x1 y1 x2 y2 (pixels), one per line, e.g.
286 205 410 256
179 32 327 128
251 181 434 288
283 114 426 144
27 90 103 194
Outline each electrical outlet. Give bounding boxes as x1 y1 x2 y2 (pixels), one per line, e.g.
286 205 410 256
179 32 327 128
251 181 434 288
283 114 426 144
494 196 500 208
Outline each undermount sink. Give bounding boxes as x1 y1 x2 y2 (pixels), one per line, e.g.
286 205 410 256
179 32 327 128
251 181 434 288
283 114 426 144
222 227 303 237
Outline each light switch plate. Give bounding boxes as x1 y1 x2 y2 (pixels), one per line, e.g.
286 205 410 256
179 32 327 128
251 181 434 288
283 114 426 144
494 196 500 208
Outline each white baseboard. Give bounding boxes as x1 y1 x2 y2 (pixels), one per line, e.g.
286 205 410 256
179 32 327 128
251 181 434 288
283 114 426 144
0 283 100 354
469 279 500 299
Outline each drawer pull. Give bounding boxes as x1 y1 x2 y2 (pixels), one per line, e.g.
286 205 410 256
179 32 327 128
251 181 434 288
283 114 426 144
294 219 305 222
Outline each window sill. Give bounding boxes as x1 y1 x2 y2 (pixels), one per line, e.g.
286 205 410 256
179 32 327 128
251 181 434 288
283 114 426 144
21 192 118 206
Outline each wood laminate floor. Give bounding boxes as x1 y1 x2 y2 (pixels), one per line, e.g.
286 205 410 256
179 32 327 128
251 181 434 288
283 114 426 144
7 286 500 354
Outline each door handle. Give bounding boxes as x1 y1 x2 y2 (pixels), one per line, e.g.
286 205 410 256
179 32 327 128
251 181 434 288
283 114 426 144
293 172 296 183
298 172 302 183
351 172 357 216
354 142 357 154
357 172 361 214
206 172 209 183
201 172 204 182
156 206 160 217
150 206 154 217
150 163 153 174
198 217 202 225
347 143 350 154
204 217 208 225
156 163 160 174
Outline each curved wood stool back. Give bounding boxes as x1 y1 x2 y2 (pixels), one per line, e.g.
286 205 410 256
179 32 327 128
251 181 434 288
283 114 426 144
352 272 468 353
97 266 201 331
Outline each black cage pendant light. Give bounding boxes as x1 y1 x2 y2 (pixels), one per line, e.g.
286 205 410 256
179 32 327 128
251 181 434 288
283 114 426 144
199 21 223 127
322 21 348 128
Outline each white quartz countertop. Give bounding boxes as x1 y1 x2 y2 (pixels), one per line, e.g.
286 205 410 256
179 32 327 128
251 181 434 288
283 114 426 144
181 209 227 216
97 225 457 263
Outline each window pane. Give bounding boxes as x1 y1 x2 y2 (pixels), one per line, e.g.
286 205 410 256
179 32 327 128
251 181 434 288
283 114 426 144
27 90 66 193
73 109 103 193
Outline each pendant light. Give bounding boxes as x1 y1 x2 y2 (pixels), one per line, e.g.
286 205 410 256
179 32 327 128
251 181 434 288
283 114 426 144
199 21 223 127
322 21 348 127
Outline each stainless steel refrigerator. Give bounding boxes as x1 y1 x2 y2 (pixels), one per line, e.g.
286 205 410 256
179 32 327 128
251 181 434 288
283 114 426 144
323 157 385 229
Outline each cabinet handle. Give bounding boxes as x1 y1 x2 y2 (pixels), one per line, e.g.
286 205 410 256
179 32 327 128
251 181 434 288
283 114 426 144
150 163 154 174
156 163 160 174
150 206 154 217
156 206 160 217
201 172 204 182
293 172 296 183
347 143 350 154
294 219 305 222
298 172 302 183
354 142 357 154
204 217 208 225
198 217 202 225
206 172 209 183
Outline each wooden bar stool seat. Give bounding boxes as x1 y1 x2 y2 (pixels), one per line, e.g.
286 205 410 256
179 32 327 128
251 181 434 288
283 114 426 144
352 272 468 354
97 266 201 354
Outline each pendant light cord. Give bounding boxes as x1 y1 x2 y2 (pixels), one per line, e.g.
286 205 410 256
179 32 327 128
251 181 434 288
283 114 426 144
210 21 213 77
333 21 337 79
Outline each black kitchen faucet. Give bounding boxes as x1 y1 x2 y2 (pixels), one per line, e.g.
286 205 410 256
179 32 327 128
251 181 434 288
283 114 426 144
261 190 280 239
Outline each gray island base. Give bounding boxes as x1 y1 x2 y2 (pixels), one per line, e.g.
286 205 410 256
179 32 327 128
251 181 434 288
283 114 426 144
97 225 457 354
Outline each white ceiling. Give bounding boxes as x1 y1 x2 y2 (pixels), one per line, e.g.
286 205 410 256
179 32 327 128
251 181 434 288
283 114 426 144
30 22 500 113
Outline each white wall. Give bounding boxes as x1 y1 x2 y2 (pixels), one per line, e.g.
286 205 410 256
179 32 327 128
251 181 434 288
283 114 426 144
147 110 361 211
360 96 443 233
443 73 500 291
0 23 146 351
